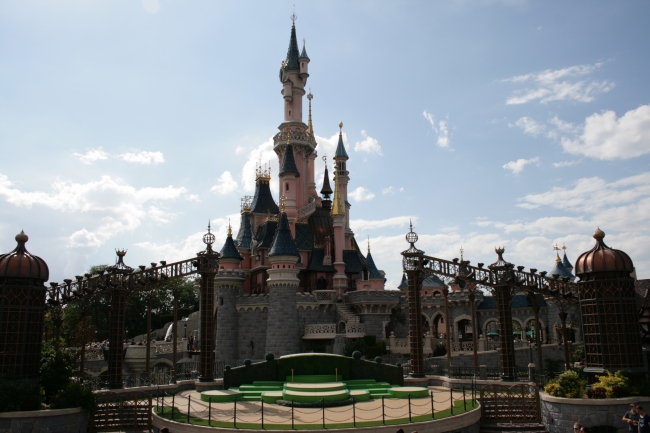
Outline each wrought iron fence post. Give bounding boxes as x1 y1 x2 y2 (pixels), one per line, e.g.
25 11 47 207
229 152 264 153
187 395 191 424
382 396 385 425
209 398 212 427
431 391 435 419
408 393 412 423
450 388 453 415
463 386 466 412
234 398 237 429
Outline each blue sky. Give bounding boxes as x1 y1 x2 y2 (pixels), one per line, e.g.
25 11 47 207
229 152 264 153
1 1 650 287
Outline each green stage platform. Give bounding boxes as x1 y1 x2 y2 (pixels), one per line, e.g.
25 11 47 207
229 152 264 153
201 376 428 405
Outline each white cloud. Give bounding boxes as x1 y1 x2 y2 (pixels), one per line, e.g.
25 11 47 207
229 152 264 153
354 130 382 155
211 171 238 195
348 186 375 202
134 213 240 263
560 104 650 160
142 0 160 14
423 111 452 148
117 151 164 165
552 160 578 168
511 117 546 137
502 63 614 105
351 216 415 232
235 145 246 155
0 174 189 247
241 138 277 193
502 157 540 175
73 147 109 164
382 186 404 195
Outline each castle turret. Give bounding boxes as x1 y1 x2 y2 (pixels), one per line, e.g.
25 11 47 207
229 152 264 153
320 156 333 210
550 243 574 281
265 207 301 356
562 244 574 273
333 123 353 249
331 160 347 298
215 225 245 362
279 142 300 235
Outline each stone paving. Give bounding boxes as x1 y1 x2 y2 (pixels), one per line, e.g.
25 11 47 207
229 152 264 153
159 387 472 426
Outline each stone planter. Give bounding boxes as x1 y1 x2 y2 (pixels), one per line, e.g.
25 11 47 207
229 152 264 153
540 392 650 433
0 407 88 433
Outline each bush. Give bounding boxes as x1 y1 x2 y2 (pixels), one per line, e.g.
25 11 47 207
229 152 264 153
433 343 447 357
352 351 362 360
543 370 585 398
40 342 75 402
0 377 41 412
265 353 274 362
374 357 382 364
52 381 96 413
590 370 632 399
572 344 585 363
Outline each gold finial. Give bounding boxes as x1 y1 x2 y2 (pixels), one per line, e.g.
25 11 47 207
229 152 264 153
241 196 252 212
255 162 271 181
280 195 287 213
553 242 561 262
460 246 464 262
339 121 343 134
307 91 314 136
228 219 232 237
367 235 370 254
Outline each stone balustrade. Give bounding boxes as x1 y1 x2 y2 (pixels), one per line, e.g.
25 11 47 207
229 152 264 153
303 323 336 339
313 290 337 304
345 323 365 338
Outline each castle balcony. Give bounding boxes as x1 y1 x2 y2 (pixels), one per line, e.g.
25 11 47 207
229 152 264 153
302 322 366 339
303 323 336 339
313 289 337 304
273 130 316 151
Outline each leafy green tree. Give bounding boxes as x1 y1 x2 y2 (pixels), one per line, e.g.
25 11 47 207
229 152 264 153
40 340 75 403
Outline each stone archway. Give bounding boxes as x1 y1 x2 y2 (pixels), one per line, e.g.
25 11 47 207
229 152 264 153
432 312 445 338
454 314 473 342
523 317 545 343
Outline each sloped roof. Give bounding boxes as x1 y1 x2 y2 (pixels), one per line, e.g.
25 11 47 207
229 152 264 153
335 133 348 158
295 223 314 251
253 220 278 249
279 144 300 177
268 212 300 257
343 249 365 274
478 294 548 311
422 275 444 288
284 25 300 70
220 234 243 260
307 206 334 247
550 259 574 279
398 274 408 290
235 212 252 249
365 252 383 279
251 179 279 214
562 252 573 271
306 248 336 272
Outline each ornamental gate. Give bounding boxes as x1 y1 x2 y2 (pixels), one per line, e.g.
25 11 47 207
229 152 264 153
90 392 152 432
479 384 540 423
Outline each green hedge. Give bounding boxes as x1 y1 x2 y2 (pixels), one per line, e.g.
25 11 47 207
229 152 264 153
224 354 404 389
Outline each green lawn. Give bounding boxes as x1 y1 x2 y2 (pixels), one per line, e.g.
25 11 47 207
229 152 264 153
153 399 480 429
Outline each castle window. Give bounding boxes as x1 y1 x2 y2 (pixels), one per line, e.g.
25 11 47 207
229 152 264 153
286 182 289 191
219 298 223 306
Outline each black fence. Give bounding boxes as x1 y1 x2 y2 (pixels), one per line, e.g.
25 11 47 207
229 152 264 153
155 385 479 429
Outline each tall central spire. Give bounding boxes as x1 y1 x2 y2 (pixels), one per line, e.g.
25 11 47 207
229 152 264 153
284 19 301 70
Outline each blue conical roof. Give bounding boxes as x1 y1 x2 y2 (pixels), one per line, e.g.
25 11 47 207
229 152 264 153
550 258 574 279
398 273 408 290
279 144 300 177
235 211 252 249
268 212 300 258
335 133 348 159
220 232 243 260
364 251 383 279
562 252 573 271
300 42 309 60
284 25 300 70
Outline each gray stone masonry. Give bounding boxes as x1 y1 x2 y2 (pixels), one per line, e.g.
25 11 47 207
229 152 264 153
0 408 88 433
237 308 268 359
541 394 650 433
215 271 245 362
266 282 300 355
363 314 392 342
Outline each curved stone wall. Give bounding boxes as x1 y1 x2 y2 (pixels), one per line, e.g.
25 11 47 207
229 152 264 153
0 407 88 433
541 393 650 433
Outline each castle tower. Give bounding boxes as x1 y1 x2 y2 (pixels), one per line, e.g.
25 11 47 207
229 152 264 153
334 123 353 248
215 224 245 362
279 141 300 235
331 158 347 298
275 19 316 214
265 205 301 356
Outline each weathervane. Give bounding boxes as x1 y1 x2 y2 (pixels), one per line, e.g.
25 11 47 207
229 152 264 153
290 5 297 25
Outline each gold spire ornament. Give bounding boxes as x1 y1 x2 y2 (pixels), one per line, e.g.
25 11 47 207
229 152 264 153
553 243 561 262
280 195 287 213
307 90 314 136
331 163 345 216
227 219 232 237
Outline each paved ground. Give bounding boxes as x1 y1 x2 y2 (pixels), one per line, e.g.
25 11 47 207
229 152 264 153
158 387 473 426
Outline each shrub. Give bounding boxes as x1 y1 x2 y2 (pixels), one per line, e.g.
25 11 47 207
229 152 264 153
52 381 96 413
244 359 251 366
0 377 41 412
374 357 382 364
433 343 447 357
590 370 632 399
572 344 585 363
352 351 362 360
265 353 274 362
543 370 585 398
40 342 74 402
